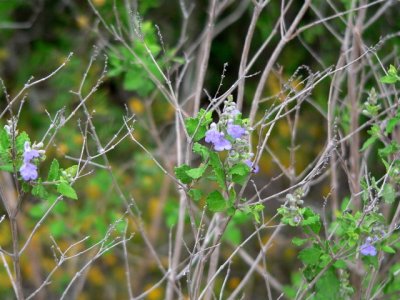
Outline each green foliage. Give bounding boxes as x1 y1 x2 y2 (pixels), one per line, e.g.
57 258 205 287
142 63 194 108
185 163 208 179
380 65 400 84
174 164 193 184
184 109 213 142
47 159 60 181
314 268 341 300
188 189 203 201
208 151 226 190
206 190 227 212
57 182 78 200
108 21 171 97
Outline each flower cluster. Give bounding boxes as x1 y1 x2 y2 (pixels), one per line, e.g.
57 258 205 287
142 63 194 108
360 237 377 256
19 142 43 181
204 97 259 173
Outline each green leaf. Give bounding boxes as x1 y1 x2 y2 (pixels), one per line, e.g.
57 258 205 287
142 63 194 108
0 164 14 172
380 65 400 84
382 184 396 204
388 65 398 76
209 152 225 190
57 182 78 200
47 159 60 181
333 259 347 269
314 268 341 300
301 207 321 234
247 204 264 223
298 246 321 265
185 109 212 142
229 163 251 176
385 117 400 135
379 141 400 158
174 164 192 184
382 245 396 254
361 136 377 152
64 165 78 178
380 75 398 84
16 132 30 153
292 237 307 246
188 189 203 201
185 163 208 179
192 142 210 160
206 190 227 212
229 163 251 185
0 128 10 151
32 181 48 199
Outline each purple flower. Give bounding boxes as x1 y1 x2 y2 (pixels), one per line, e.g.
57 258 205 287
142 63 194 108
213 136 232 151
205 123 221 144
360 238 377 256
227 123 246 139
23 142 40 162
205 123 232 151
20 162 38 181
245 159 259 173
19 141 42 181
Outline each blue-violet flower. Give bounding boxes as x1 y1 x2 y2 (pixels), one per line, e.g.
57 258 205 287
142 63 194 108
360 237 377 256
205 123 232 151
19 142 41 181
227 123 246 139
245 159 259 173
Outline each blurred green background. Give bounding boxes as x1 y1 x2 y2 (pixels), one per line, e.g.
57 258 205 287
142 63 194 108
0 0 399 299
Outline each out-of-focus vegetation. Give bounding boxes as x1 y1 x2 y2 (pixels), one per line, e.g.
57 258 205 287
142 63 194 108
1 0 400 299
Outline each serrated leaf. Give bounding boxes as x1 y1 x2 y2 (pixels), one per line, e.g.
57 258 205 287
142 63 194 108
185 163 208 179
301 207 321 233
174 164 192 184
188 189 203 201
229 162 251 176
57 182 78 200
206 190 227 212
192 142 210 160
382 184 396 204
292 237 307 246
298 247 321 265
314 268 341 300
185 109 212 142
64 165 78 178
16 132 30 154
32 181 48 199
209 152 225 190
0 128 10 151
47 159 60 181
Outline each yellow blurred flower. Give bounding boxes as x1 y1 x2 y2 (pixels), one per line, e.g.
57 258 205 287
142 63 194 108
85 183 101 199
129 97 145 115
93 0 106 6
76 15 89 29
228 277 241 290
0 48 9 61
87 266 106 286
144 283 163 300
57 143 68 156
